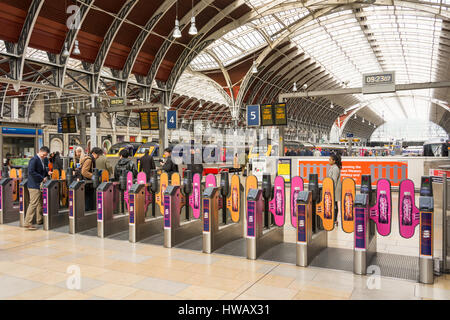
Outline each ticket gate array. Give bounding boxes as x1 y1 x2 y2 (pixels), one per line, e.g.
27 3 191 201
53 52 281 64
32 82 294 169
246 174 285 260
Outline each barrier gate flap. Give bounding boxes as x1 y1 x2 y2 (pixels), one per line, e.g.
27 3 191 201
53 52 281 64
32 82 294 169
125 172 133 210
317 177 335 231
171 173 185 206
10 169 18 202
290 176 304 228
341 177 356 233
206 174 221 209
157 172 169 214
227 174 241 223
398 179 420 239
370 179 392 236
137 172 151 212
269 176 285 227
189 173 202 219
101 170 109 182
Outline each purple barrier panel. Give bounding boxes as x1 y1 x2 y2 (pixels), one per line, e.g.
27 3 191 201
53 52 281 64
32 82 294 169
269 176 285 227
398 179 420 239
370 179 392 236
189 173 202 219
290 176 304 228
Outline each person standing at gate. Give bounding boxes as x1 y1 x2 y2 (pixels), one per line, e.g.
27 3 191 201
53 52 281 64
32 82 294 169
326 153 342 227
139 150 156 179
24 146 50 230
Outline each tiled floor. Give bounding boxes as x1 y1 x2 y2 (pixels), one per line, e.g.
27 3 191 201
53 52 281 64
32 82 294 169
0 223 449 300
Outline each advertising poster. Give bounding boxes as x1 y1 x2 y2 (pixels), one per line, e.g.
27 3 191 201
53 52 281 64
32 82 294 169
277 158 291 182
252 157 267 182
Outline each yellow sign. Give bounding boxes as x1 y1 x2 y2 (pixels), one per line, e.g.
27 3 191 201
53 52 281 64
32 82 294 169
110 98 125 106
274 103 287 126
277 159 291 182
140 112 150 130
149 111 159 130
261 104 274 126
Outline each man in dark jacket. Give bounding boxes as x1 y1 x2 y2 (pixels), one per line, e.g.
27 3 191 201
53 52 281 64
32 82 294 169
139 150 156 179
24 146 50 230
52 151 63 172
160 148 178 178
114 149 138 181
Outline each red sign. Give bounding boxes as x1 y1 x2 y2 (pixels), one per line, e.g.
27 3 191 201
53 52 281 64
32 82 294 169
297 160 408 186
429 169 450 178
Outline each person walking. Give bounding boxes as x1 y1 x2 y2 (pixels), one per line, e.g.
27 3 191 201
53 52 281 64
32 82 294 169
52 151 63 173
326 153 342 226
24 146 50 230
159 148 178 178
114 149 138 181
94 148 113 177
139 150 156 179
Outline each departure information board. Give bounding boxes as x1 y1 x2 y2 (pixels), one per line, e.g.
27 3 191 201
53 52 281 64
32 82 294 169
274 103 287 126
139 111 150 130
68 116 77 133
149 111 159 130
260 104 274 126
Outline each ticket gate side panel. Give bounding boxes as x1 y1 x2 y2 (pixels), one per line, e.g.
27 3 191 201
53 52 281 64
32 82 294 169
19 182 30 227
0 178 20 224
290 176 304 228
69 181 97 234
341 178 356 233
43 180 69 231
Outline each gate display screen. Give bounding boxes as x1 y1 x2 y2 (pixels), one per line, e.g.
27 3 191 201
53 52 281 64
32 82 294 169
260 104 274 126
274 103 287 126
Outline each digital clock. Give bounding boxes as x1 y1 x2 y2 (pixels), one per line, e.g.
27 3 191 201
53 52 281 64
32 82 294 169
362 71 395 94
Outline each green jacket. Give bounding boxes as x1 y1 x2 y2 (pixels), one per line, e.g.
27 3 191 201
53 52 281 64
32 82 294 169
95 155 113 176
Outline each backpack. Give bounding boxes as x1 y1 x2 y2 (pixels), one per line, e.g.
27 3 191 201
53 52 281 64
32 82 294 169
74 155 94 180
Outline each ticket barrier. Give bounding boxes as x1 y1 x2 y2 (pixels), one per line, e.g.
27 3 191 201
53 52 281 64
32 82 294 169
398 176 435 284
0 166 20 224
19 168 30 227
68 169 101 234
42 178 69 231
295 174 327 266
97 171 129 238
163 185 200 248
129 171 163 243
203 172 243 254
246 175 285 260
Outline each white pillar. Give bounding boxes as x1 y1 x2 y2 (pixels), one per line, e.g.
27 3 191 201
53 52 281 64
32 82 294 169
90 95 97 148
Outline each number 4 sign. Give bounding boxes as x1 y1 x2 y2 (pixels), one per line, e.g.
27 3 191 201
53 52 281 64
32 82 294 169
167 110 177 130
247 105 260 127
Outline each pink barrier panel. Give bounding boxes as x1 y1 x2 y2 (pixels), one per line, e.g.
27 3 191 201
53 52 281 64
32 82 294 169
370 179 392 236
137 172 151 212
189 173 202 219
398 179 420 239
124 171 133 211
205 174 216 187
269 176 285 227
290 176 304 228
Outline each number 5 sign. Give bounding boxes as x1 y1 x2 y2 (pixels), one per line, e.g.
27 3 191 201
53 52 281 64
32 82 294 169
247 105 260 127
167 110 177 130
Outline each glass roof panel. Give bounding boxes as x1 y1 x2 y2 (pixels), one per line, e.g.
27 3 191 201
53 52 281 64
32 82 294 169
174 70 231 107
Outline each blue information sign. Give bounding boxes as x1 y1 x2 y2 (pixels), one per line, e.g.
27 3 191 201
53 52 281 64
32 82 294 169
57 118 63 133
247 105 260 127
167 110 177 130
346 133 354 138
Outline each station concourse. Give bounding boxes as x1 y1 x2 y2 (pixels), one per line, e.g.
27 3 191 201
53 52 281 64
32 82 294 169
0 0 449 302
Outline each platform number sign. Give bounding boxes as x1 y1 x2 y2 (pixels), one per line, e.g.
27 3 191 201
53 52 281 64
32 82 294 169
167 110 177 130
247 105 260 127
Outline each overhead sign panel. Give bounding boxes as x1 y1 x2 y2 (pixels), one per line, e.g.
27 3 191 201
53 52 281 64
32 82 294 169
247 105 260 127
167 110 177 130
260 104 274 126
274 103 287 126
149 110 159 130
110 98 125 106
362 71 395 94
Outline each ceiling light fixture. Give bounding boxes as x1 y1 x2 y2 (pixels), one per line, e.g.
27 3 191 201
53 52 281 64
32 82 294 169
73 40 80 55
188 0 197 35
251 60 258 74
330 102 334 109
173 1 182 39
292 82 297 92
302 83 308 90
62 42 70 57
